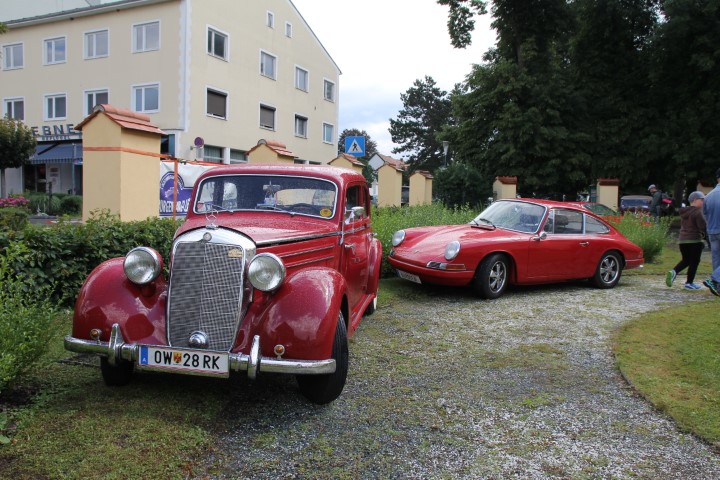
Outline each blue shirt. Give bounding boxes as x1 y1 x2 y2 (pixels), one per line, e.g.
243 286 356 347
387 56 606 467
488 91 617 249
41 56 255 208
703 184 720 234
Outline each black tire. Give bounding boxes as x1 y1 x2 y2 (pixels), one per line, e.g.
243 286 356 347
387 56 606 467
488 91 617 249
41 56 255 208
297 312 349 404
472 253 510 299
591 251 622 288
363 296 377 316
100 357 134 386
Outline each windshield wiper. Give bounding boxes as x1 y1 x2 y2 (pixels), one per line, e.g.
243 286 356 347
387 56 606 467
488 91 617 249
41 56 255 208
471 217 496 229
202 203 233 214
255 204 290 213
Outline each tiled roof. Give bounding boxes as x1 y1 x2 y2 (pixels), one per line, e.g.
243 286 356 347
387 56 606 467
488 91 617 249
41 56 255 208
333 153 365 167
75 104 165 135
413 170 433 179
377 153 407 171
248 139 295 158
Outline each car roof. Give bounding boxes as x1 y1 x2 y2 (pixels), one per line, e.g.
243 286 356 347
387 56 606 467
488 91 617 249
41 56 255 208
194 164 367 190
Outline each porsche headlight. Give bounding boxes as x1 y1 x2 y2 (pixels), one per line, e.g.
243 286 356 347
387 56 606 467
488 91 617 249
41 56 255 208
392 230 406 247
249 253 286 292
124 247 162 285
444 240 461 260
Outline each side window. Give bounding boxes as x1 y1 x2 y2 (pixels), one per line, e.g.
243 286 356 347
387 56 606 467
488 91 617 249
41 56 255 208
345 186 366 222
585 215 610 234
546 209 583 234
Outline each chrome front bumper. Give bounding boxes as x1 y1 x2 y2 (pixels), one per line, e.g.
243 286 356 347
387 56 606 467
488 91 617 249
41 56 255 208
64 323 336 379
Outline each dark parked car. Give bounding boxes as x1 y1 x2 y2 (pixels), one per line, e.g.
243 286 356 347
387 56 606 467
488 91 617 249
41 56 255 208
65 165 382 404
619 195 652 214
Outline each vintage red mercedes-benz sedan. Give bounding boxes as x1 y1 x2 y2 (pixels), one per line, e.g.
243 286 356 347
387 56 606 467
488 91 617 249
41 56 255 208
65 165 382 404
388 199 644 299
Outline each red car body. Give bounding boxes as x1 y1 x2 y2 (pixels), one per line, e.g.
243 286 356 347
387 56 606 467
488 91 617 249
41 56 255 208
65 165 382 404
388 199 644 299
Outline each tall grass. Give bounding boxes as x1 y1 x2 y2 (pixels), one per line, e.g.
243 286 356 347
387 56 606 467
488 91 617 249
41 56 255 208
609 215 670 264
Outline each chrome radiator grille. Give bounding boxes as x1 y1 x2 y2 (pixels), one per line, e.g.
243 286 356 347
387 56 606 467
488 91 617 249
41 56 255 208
167 242 245 351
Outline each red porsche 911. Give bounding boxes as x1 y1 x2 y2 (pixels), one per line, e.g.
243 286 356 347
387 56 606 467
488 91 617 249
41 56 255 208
387 199 644 299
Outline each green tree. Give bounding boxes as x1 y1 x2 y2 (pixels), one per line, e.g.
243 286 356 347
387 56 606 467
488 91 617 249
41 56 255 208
647 0 720 195
569 0 659 192
389 76 454 174
434 161 487 208
337 128 378 184
0 117 36 198
437 0 488 48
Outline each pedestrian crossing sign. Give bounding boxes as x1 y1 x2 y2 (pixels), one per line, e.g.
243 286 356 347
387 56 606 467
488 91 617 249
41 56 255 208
345 136 366 157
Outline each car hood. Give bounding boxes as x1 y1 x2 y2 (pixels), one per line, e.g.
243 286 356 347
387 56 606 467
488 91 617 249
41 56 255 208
396 224 526 255
177 214 338 245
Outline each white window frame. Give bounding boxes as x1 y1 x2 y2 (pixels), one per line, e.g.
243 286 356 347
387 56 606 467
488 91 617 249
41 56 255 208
285 22 293 38
260 50 277 80
132 83 160 113
44 36 67 65
84 29 109 59
323 79 336 102
203 144 224 163
322 122 334 144
3 97 25 120
132 20 160 53
295 66 309 92
266 11 275 28
207 26 228 60
44 93 67 120
206 87 228 119
84 88 109 116
294 114 308 138
229 149 247 164
259 103 276 130
2 43 24 70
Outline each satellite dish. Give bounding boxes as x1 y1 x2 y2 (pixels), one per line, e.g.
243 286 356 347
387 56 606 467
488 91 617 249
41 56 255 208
194 136 205 147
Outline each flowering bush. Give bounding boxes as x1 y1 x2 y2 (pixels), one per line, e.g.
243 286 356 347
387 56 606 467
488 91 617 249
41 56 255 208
0 196 30 209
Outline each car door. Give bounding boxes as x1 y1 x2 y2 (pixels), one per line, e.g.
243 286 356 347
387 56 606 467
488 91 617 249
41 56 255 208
340 183 370 315
526 208 585 280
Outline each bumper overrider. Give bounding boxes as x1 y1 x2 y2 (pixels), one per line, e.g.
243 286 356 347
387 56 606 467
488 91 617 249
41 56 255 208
64 323 336 379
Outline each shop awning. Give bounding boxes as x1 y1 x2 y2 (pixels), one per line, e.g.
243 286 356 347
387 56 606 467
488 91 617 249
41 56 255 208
30 143 83 165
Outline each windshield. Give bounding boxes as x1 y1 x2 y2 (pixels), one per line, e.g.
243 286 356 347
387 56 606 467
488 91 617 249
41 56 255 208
194 174 338 219
472 200 546 233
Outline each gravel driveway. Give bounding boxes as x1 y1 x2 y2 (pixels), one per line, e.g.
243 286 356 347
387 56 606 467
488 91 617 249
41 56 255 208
195 275 720 479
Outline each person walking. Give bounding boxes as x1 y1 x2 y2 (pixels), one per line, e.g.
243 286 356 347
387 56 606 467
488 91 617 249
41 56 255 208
704 265 720 297
666 191 707 290
703 168 720 271
648 184 663 222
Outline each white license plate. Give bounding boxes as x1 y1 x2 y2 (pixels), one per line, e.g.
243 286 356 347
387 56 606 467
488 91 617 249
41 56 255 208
139 346 229 377
397 269 422 284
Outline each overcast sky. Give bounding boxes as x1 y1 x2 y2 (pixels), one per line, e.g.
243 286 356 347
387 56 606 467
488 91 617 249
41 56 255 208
291 0 497 158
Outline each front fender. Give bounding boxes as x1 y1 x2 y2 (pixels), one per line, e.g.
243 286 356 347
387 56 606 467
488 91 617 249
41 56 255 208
252 267 347 360
367 237 382 295
72 258 167 345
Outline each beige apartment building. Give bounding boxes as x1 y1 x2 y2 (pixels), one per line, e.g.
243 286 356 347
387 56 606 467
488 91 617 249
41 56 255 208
0 0 341 196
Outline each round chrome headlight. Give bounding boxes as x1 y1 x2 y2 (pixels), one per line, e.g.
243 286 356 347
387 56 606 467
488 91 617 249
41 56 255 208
392 230 406 247
248 253 286 292
444 240 461 261
124 247 162 285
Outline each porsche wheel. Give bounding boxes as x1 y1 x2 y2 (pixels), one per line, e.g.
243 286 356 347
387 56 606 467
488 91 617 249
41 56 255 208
473 253 509 299
100 357 134 386
591 251 622 289
297 312 349 404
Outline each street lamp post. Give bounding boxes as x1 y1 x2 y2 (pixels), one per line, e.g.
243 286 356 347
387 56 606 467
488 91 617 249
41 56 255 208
442 141 449 167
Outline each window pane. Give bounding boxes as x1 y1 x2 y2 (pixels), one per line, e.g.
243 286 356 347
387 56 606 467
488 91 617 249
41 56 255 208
135 88 143 110
146 23 159 50
207 90 227 118
260 106 275 129
56 96 66 117
145 86 159 110
96 31 108 56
